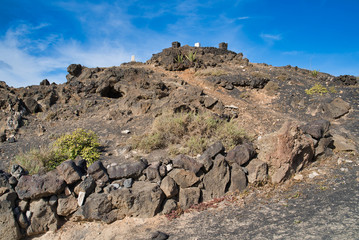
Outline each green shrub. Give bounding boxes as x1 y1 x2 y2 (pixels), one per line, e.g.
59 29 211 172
13 129 101 174
53 129 100 167
311 70 319 77
185 51 197 62
131 112 246 155
175 54 184 63
305 84 328 95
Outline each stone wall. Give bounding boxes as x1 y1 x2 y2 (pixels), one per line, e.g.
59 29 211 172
0 120 336 239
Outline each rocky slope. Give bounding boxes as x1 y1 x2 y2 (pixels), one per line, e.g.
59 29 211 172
0 42 358 239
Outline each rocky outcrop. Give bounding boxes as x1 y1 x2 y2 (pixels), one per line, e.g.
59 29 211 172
257 121 315 183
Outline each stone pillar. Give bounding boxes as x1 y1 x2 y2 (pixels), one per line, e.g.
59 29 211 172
131 55 135 62
195 42 200 47
219 42 228 50
172 41 181 48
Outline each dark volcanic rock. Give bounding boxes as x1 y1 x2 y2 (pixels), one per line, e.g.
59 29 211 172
324 98 351 119
57 160 82 185
300 120 330 140
172 154 203 173
226 143 255 166
16 170 66 200
202 154 230 201
27 198 60 236
107 159 148 180
0 197 22 239
67 64 83 77
87 161 109 185
333 75 357 85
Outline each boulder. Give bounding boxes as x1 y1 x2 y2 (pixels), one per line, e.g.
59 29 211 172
0 197 22 240
168 169 199 188
74 175 96 196
160 176 179 198
202 154 230 201
203 96 218 108
57 194 78 216
315 137 334 157
72 193 115 223
324 98 350 119
107 159 148 180
27 198 60 236
67 64 82 77
16 170 66 200
57 160 82 185
87 161 109 186
257 121 314 184
332 134 357 152
0 191 18 208
228 163 247 192
201 141 224 159
109 188 134 218
145 163 161 182
246 159 268 184
179 187 201 210
300 120 330 140
333 75 357 85
226 143 255 166
11 164 27 179
110 181 165 218
24 97 41 113
197 141 225 172
40 79 50 86
129 181 165 217
161 199 177 215
172 154 203 173
150 231 170 240
0 170 11 188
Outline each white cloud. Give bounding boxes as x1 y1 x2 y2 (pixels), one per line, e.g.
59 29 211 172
0 22 135 87
260 33 282 41
237 16 250 20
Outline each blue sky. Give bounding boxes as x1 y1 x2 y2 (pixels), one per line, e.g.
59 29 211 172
1 0 358 87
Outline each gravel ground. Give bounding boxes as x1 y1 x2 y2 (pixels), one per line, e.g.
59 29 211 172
155 159 359 240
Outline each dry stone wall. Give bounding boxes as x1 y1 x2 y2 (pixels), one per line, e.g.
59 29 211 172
0 120 336 239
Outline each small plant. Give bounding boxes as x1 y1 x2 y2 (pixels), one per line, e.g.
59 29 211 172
14 129 101 174
53 129 100 168
329 86 337 93
12 148 64 174
131 112 246 155
305 84 328 95
311 69 319 77
185 51 197 62
175 54 184 63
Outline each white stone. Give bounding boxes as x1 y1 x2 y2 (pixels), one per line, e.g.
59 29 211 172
166 164 173 172
121 130 131 134
308 171 319 179
131 55 135 62
195 42 200 47
293 174 303 181
340 168 348 172
26 210 32 220
78 191 86 206
225 105 238 109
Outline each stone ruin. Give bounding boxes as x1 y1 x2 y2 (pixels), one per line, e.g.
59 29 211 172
0 119 335 239
147 41 247 71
